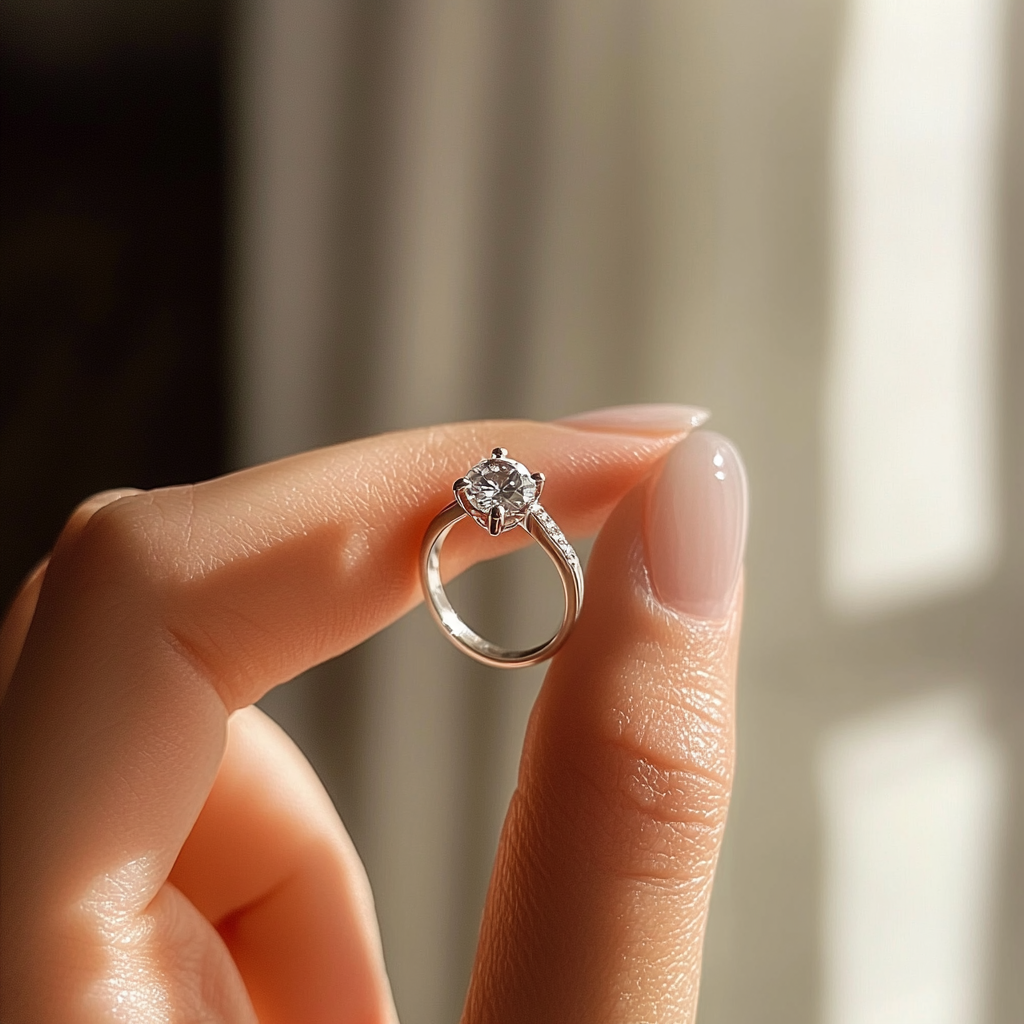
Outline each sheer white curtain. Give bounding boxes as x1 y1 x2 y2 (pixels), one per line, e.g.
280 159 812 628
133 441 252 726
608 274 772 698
230 2 1023 1022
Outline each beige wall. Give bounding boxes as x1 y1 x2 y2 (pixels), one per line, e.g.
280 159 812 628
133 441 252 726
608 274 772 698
233 1 1024 1022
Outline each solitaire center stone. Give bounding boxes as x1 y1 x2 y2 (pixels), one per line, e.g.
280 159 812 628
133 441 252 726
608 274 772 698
464 457 537 515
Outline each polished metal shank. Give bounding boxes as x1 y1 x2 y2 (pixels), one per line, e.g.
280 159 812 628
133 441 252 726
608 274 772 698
419 500 584 668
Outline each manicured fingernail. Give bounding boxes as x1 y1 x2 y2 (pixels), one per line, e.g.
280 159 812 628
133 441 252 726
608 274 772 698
645 431 748 619
557 403 710 437
78 488 144 512
58 488 145 550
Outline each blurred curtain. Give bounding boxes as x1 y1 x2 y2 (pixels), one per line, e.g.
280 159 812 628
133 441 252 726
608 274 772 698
229 2 1024 1023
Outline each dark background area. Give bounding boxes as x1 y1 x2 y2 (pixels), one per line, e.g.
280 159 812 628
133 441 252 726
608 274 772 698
0 7 228 609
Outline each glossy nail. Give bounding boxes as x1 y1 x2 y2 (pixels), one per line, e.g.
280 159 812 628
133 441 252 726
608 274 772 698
557 403 709 437
645 431 748 619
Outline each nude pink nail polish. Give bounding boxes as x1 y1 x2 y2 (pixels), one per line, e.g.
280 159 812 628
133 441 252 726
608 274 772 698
557 404 710 437
645 431 748 619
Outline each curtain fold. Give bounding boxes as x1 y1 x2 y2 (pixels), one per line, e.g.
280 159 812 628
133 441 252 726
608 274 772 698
230 2 1023 1022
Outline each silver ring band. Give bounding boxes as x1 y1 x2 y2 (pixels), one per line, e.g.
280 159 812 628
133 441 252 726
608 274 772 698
419 451 584 668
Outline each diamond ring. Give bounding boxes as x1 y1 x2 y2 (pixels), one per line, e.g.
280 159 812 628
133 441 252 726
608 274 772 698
419 448 584 668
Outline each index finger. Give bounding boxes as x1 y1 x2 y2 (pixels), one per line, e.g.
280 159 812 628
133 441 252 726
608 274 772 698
0 416 699 952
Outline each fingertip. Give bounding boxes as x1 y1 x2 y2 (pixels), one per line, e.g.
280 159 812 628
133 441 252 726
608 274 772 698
552 477 739 808
645 430 748 620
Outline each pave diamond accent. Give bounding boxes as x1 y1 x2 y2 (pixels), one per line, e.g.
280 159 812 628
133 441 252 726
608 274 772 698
530 506 582 573
464 457 537 516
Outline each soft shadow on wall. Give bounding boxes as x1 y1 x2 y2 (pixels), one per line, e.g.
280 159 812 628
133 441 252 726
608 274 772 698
233 3 1024 1024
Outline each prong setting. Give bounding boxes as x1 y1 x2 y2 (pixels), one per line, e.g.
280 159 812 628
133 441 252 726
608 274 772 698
422 454 583 667
453 477 475 519
455 449 541 534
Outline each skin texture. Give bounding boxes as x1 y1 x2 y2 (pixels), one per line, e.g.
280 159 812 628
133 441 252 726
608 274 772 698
466 486 739 1022
0 417 741 1024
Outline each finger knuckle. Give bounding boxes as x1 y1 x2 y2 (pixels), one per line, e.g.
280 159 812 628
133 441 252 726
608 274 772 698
575 649 735 887
59 492 175 599
595 730 731 886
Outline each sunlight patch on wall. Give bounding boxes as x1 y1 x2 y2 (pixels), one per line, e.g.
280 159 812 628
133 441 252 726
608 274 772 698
824 0 1004 615
819 689 1006 1024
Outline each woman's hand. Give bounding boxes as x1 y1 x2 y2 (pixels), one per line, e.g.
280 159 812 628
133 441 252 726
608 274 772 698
0 411 746 1023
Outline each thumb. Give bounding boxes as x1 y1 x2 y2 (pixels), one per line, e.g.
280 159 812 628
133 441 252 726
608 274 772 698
465 431 747 1023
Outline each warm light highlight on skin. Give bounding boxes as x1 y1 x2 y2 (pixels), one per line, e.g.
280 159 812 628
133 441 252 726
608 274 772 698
1 416 742 1024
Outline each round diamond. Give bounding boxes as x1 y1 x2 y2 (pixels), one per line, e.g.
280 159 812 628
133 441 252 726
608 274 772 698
464 457 537 515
